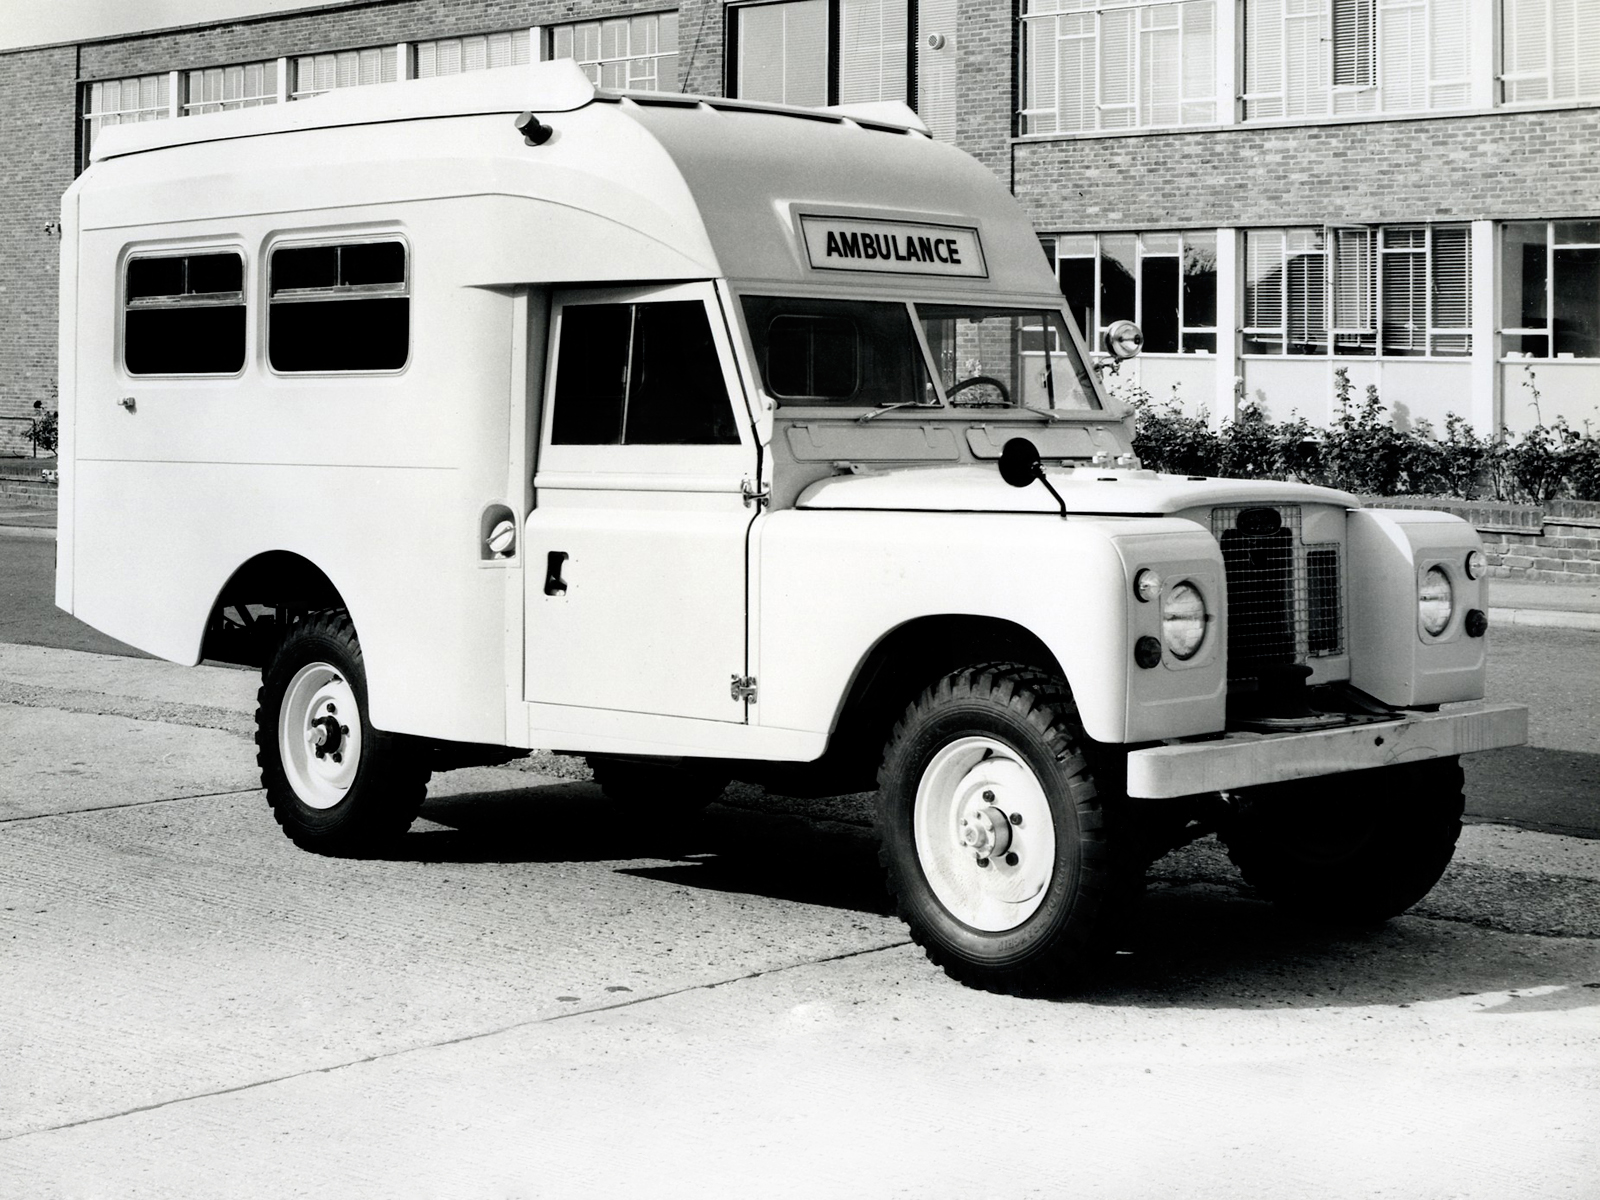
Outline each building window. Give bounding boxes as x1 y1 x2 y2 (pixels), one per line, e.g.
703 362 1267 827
183 62 279 115
1020 0 1218 135
1502 0 1600 103
268 240 409 373
290 46 399 100
1054 232 1218 353
1244 225 1471 357
124 251 246 376
1503 221 1600 359
549 14 680 90
729 0 918 106
82 74 171 162
1243 0 1472 119
414 30 533 78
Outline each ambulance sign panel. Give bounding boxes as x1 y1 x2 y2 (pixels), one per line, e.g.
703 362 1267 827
799 216 988 279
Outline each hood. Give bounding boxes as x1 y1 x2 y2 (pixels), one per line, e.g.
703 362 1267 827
795 465 1359 516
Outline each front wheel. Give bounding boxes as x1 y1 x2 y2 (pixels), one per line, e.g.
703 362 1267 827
256 611 430 854
1220 758 1465 923
876 664 1127 994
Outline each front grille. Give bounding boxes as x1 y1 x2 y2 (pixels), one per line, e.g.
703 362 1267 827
1211 505 1344 680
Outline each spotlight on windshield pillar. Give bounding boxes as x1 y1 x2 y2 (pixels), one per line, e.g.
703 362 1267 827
1103 320 1144 360
514 112 553 146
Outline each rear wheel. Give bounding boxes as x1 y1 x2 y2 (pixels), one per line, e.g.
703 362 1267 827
876 664 1129 994
1221 758 1465 923
257 611 430 854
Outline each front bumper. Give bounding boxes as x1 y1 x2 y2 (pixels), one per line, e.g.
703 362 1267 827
1124 703 1529 799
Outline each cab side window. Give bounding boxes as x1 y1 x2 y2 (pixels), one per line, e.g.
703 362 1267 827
268 240 409 373
124 251 246 375
551 300 740 446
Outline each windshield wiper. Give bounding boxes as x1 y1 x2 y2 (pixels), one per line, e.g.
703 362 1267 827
857 399 942 424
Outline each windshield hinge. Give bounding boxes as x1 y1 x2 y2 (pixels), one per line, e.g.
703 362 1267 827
730 675 758 704
741 478 771 508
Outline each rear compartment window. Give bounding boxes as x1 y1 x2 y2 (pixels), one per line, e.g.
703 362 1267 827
268 240 409 372
551 300 740 445
740 296 930 406
124 251 246 375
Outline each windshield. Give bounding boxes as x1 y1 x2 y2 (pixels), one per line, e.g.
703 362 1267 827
740 295 1098 413
917 304 1098 412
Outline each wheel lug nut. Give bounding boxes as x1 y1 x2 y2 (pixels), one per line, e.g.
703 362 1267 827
340 725 349 735
982 790 995 801
332 752 342 763
975 856 990 868
326 703 336 714
1004 852 1019 866
1010 813 1023 826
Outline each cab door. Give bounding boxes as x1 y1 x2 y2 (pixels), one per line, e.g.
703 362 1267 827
523 282 759 724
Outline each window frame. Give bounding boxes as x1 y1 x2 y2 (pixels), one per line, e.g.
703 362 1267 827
546 12 680 91
413 28 534 79
1501 220 1600 361
1051 231 1221 356
120 245 249 379
1019 0 1220 136
264 234 413 377
726 0 919 108
1243 223 1473 359
540 282 754 475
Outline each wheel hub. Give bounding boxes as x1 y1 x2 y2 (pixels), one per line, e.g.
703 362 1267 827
279 663 362 809
913 737 1058 933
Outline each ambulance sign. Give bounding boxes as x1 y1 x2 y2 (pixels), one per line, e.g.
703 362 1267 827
800 216 987 278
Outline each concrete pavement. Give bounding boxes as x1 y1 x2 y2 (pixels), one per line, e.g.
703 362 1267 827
1 646 1597 1198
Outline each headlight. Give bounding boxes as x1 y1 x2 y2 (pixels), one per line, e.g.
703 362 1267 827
1161 581 1206 660
1133 569 1162 603
1419 565 1454 636
1464 549 1486 580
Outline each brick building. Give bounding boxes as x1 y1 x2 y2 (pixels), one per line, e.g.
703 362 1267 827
1 0 1596 453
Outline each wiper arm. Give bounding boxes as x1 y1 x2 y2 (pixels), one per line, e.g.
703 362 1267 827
857 400 942 424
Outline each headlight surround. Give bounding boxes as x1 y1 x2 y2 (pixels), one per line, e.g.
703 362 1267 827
1161 581 1207 660
1419 565 1454 636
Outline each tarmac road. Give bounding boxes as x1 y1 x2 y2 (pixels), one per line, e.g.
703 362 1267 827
1 643 1597 1197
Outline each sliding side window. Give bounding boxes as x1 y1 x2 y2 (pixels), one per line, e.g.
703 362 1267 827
124 251 246 375
268 240 409 372
551 300 740 445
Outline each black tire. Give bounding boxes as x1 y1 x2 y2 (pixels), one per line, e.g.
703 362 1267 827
256 610 430 855
1220 758 1465 923
876 663 1129 994
588 757 729 851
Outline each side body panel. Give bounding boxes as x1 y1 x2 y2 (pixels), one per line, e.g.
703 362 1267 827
754 511 1227 745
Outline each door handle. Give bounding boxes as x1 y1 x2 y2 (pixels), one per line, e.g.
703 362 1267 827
543 551 568 597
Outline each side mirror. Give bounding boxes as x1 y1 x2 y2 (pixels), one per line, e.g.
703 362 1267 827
999 436 1043 488
1103 320 1144 360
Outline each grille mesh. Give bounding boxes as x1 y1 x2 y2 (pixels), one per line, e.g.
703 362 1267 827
1211 505 1343 680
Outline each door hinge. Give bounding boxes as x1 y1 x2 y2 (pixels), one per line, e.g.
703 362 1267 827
730 675 758 704
741 477 771 508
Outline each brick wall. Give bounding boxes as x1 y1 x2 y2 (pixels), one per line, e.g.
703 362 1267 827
0 45 77 428
954 0 1014 180
1013 107 1600 232
1365 497 1600 583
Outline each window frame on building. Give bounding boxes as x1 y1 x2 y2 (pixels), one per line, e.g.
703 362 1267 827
182 61 279 116
413 29 533 79
547 12 680 91
1242 0 1473 120
1051 231 1220 355
1243 224 1473 358
288 45 399 100
82 73 173 167
1020 0 1220 135
1501 0 1600 104
726 0 918 109
1501 220 1600 361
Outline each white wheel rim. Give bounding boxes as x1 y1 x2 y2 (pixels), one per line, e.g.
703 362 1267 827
278 662 362 810
913 736 1057 932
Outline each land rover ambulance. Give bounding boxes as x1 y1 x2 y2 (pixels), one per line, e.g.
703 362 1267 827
56 61 1527 992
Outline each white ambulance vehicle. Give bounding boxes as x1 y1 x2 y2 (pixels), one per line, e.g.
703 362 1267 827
58 61 1526 992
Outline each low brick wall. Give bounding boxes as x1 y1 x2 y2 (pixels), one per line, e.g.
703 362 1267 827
0 462 57 508
1363 497 1600 583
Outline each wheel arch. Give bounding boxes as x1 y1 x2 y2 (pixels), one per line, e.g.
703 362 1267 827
815 613 1067 792
200 550 350 667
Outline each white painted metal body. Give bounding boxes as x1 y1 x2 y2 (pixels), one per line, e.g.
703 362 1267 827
55 61 1523 793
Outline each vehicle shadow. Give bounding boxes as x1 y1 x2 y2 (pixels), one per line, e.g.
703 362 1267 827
400 777 1600 1011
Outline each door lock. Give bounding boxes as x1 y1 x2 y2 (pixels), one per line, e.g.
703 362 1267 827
543 551 568 596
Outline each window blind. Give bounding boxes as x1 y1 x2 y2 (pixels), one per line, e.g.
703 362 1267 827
839 0 909 103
